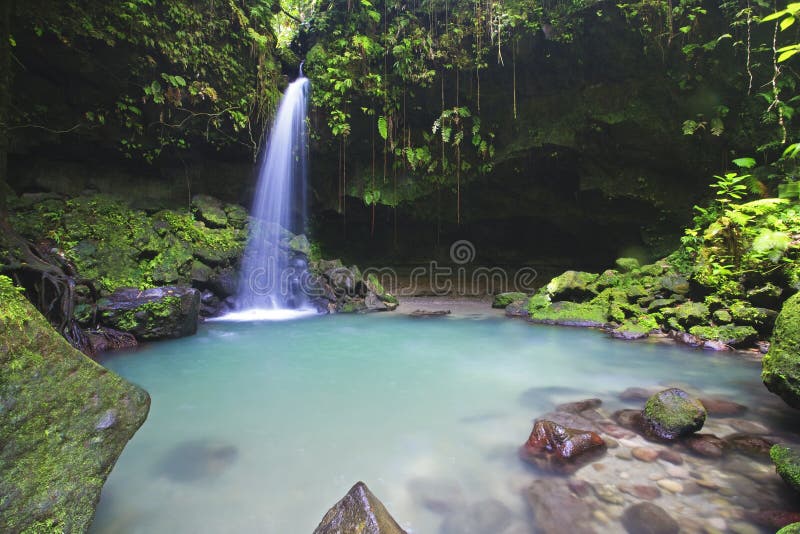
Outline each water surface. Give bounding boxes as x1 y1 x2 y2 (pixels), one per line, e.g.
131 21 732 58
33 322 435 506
92 313 782 533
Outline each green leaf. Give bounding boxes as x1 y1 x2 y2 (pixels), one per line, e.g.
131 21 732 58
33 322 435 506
778 49 799 62
781 16 796 30
732 157 756 169
377 116 387 140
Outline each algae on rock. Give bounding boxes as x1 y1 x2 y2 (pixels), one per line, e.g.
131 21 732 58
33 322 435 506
0 275 150 532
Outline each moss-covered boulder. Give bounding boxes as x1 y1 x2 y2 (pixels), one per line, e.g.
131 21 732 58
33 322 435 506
778 523 800 534
545 271 598 302
641 388 706 440
771 444 800 494
492 292 527 309
313 481 406 534
0 276 150 532
672 301 709 328
763 293 800 408
688 325 758 347
528 300 608 327
614 257 640 273
192 194 228 228
98 286 201 340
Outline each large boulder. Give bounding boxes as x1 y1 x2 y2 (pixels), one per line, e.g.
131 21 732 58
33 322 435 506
97 286 200 340
313 481 406 534
771 444 800 494
545 271 598 302
641 388 706 440
763 293 800 408
0 276 150 532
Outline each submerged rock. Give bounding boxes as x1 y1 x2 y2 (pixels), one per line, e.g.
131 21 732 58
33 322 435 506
762 293 800 408
97 286 201 340
155 439 238 482
526 479 597 534
519 419 606 473
0 276 150 532
313 481 406 534
440 499 512 534
621 502 679 534
641 388 706 440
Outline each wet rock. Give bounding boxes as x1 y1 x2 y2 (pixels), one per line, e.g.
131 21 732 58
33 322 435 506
223 203 249 229
641 388 706 441
771 444 800 493
288 234 311 256
621 502 679 534
190 260 215 285
97 286 201 340
618 484 661 500
85 327 137 354
699 397 747 417
568 479 593 498
683 434 726 458
594 484 624 505
597 422 635 439
409 309 450 317
208 267 239 299
313 481 406 534
492 292 527 309
519 420 606 474
526 479 597 534
761 293 800 408
440 499 512 534
505 301 530 317
660 275 690 295
156 439 238 482
0 281 150 532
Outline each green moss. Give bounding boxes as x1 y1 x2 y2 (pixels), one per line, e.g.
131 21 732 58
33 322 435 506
113 296 181 332
771 444 800 493
763 293 800 408
642 388 706 440
545 270 598 301
614 257 640 272
672 301 709 327
528 300 608 326
0 275 150 532
688 325 757 346
777 523 800 534
492 292 527 309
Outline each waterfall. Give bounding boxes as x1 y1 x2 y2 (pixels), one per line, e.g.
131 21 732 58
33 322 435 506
236 76 310 312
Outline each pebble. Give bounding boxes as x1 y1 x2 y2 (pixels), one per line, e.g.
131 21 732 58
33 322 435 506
707 518 726 531
649 473 665 481
696 479 719 490
657 449 684 465
619 438 641 449
656 479 683 493
633 447 660 462
592 463 607 472
665 465 690 478
718 486 737 497
605 437 619 449
592 510 610 524
615 449 632 461
619 472 630 480
595 484 625 505
619 484 662 500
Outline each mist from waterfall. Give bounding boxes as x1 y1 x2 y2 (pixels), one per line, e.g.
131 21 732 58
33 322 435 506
236 75 310 313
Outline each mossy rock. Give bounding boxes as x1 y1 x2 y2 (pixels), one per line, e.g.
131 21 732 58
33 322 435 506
0 276 150 532
659 274 690 295
648 298 678 313
545 270 598 302
224 203 249 229
672 301 709 328
615 257 640 273
190 260 215 284
771 444 800 493
641 388 706 440
730 300 777 332
192 194 228 228
611 315 660 340
528 300 608 327
492 292 527 309
778 523 800 534
688 325 758 347
591 269 623 292
763 293 800 408
313 481 406 534
288 234 312 256
712 309 732 324
98 286 201 340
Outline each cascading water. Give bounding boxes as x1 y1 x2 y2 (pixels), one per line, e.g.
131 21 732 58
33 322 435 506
235 73 311 315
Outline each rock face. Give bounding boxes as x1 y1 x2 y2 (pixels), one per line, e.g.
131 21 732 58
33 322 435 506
641 388 706 440
763 293 800 408
313 481 407 534
97 286 201 340
0 276 150 532
519 420 606 473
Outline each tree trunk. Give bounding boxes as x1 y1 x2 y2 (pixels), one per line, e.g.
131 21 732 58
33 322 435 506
0 0 12 220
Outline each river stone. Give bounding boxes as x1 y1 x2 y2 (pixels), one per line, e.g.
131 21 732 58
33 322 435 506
313 481 406 534
97 286 201 340
641 388 706 440
762 293 800 408
0 277 150 532
699 397 747 416
683 433 726 458
621 502 679 534
526 478 597 534
519 420 606 474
